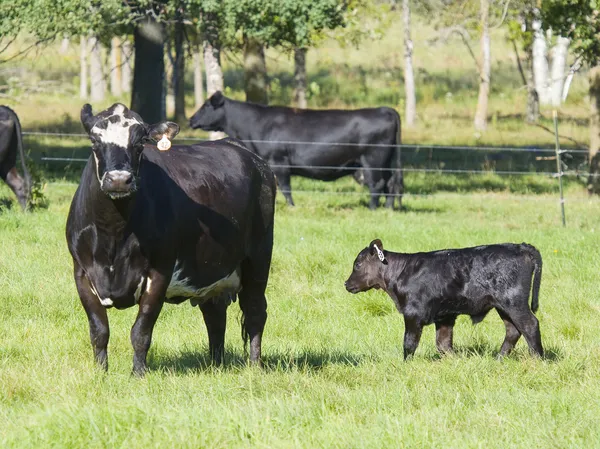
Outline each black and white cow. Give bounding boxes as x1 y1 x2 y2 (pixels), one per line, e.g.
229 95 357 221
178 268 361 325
0 106 30 210
345 240 544 359
189 92 403 210
66 103 276 375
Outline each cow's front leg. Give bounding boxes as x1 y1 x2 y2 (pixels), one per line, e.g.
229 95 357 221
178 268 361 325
403 317 423 360
74 264 110 371
130 270 167 376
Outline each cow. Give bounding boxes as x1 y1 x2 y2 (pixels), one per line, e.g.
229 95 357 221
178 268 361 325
66 103 276 376
0 106 30 210
345 239 544 359
189 91 403 210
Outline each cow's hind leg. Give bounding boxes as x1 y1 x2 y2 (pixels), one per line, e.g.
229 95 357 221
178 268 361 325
361 166 384 210
272 167 294 206
496 310 521 358
1 167 27 210
435 316 456 355
200 296 228 365
498 306 543 357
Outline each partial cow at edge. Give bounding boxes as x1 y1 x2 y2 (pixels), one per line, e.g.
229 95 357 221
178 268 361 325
66 103 276 375
345 240 544 359
0 106 31 210
189 91 403 210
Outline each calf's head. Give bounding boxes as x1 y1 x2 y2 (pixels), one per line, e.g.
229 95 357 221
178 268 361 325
189 91 226 132
345 239 388 294
81 103 179 199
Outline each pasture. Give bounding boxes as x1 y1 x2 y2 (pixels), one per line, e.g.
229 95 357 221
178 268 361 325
1 177 599 448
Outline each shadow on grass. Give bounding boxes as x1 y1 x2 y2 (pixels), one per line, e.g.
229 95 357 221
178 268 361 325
150 347 366 374
0 198 15 210
421 342 564 362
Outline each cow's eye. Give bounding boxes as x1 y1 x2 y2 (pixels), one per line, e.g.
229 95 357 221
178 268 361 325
354 262 362 269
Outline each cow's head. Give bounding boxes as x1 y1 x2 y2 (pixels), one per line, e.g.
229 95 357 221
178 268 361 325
189 91 226 132
345 239 388 294
81 103 179 199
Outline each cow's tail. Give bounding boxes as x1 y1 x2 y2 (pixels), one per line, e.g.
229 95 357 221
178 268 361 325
522 243 542 313
392 109 403 209
7 106 31 205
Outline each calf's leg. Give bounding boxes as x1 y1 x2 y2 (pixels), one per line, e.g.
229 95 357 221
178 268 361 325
200 296 229 365
500 306 543 357
74 264 110 371
435 317 456 354
403 317 423 359
496 310 521 358
1 167 27 210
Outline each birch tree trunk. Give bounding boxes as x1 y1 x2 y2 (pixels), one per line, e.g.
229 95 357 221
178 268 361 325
80 36 88 99
110 37 122 97
131 17 166 123
204 38 225 140
474 0 490 131
89 36 105 102
525 43 539 123
243 37 268 105
193 45 204 108
550 37 569 107
588 66 600 193
121 39 133 93
173 11 186 122
403 0 416 127
532 14 550 105
293 47 307 109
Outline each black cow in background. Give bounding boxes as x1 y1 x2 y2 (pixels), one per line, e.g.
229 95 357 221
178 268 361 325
0 106 30 210
189 91 403 210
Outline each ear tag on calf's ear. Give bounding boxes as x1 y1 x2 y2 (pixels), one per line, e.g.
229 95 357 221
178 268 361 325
157 134 171 151
374 244 385 262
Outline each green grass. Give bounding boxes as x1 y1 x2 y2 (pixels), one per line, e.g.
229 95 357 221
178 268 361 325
1 179 600 448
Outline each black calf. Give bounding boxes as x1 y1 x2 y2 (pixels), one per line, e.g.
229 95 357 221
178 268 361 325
345 239 544 359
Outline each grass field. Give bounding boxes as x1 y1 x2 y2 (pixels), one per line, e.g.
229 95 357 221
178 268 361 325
1 178 600 448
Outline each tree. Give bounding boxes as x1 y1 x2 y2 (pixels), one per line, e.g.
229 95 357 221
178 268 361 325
542 1 600 192
403 0 417 127
474 0 491 131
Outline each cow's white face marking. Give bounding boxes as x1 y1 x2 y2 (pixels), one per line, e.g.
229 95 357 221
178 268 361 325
166 266 241 303
90 109 143 149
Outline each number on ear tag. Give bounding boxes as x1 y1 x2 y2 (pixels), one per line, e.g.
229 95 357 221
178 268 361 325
374 244 385 262
157 134 171 151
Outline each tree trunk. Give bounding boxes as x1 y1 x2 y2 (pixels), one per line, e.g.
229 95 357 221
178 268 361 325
173 14 186 122
110 37 122 97
525 44 539 124
243 37 268 104
293 47 308 109
588 66 600 193
80 36 88 100
532 14 550 105
474 0 490 131
550 36 569 107
403 0 416 127
131 17 166 123
60 37 69 54
89 36 105 102
204 37 225 140
121 39 133 94
193 44 204 108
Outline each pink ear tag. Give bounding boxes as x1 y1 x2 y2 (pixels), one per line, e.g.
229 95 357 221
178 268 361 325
157 134 171 151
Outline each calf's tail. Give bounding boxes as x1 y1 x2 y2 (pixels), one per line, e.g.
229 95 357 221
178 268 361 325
522 243 542 313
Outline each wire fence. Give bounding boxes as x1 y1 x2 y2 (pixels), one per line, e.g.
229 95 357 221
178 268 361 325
20 130 599 219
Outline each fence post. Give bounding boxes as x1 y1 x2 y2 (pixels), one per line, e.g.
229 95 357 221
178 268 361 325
553 110 566 227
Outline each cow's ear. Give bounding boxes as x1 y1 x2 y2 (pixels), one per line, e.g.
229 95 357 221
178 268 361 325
210 91 225 108
369 239 387 264
148 121 180 142
81 104 97 134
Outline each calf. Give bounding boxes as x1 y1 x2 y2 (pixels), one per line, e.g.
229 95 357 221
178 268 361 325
66 103 276 375
345 240 543 359
0 106 30 210
189 91 403 209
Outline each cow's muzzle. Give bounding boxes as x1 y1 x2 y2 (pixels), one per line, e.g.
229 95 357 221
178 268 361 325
101 169 136 198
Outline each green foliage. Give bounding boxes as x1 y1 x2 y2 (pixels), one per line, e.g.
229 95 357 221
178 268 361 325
25 157 49 210
542 0 600 65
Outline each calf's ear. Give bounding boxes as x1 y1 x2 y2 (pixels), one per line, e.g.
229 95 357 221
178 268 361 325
148 121 180 141
81 104 97 134
210 91 225 108
369 239 387 264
